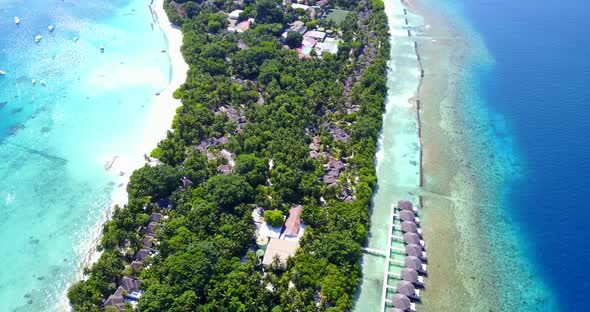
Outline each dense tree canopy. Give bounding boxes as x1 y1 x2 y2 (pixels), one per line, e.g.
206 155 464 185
285 30 303 48
68 0 390 310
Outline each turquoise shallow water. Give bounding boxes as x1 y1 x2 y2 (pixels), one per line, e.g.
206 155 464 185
353 1 422 310
0 0 170 310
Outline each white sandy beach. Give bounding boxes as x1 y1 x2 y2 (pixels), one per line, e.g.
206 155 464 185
109 0 189 207
60 1 188 310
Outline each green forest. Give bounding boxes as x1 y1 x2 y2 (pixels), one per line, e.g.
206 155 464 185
68 0 390 311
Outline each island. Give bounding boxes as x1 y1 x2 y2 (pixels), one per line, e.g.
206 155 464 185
67 0 389 311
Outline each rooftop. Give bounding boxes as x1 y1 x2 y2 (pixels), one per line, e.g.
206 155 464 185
262 238 299 266
283 205 303 237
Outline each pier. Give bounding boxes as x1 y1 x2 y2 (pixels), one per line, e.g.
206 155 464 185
362 247 388 257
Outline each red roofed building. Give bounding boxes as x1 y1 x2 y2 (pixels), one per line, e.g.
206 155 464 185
283 205 303 238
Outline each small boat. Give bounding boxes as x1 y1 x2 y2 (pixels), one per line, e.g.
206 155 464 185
48 25 54 32
34 35 42 43
0 70 5 75
40 80 46 86
73 36 78 42
100 45 105 53
32 79 36 85
14 16 20 25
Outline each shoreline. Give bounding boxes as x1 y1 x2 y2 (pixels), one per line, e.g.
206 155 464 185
59 0 188 310
353 0 423 309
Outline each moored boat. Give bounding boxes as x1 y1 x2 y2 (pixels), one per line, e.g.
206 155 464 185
14 16 20 25
100 45 105 53
34 35 42 43
48 25 54 32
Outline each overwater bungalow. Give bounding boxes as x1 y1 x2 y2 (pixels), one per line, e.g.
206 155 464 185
391 294 415 312
404 256 428 276
402 232 425 249
395 280 421 302
399 221 423 236
398 210 419 224
400 268 424 288
397 200 417 212
405 244 427 263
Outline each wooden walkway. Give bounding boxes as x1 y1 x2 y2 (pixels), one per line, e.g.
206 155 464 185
379 204 398 312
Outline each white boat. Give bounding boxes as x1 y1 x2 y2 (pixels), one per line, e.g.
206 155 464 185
100 45 105 53
73 36 78 42
40 80 46 86
0 70 5 75
34 35 42 43
32 79 36 85
48 25 54 32
14 16 20 25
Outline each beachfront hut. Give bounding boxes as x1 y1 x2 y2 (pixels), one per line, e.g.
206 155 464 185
143 235 156 248
400 221 421 236
146 222 158 235
397 200 414 211
399 210 418 223
135 248 154 261
149 212 162 223
323 174 337 185
396 281 420 301
131 260 143 272
218 164 232 175
391 294 412 311
120 277 141 292
402 232 424 248
104 287 125 310
400 268 424 288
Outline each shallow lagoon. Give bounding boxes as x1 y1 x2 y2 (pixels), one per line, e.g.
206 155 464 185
0 0 169 310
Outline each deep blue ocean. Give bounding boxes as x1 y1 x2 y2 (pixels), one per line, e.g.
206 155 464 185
457 0 590 310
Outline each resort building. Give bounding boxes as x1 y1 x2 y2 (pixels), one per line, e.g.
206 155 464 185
257 205 306 266
280 205 305 240
104 277 143 311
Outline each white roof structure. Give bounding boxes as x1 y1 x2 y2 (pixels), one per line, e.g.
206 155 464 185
304 30 326 41
262 238 299 266
259 221 282 239
316 42 338 54
228 9 243 19
291 3 310 10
